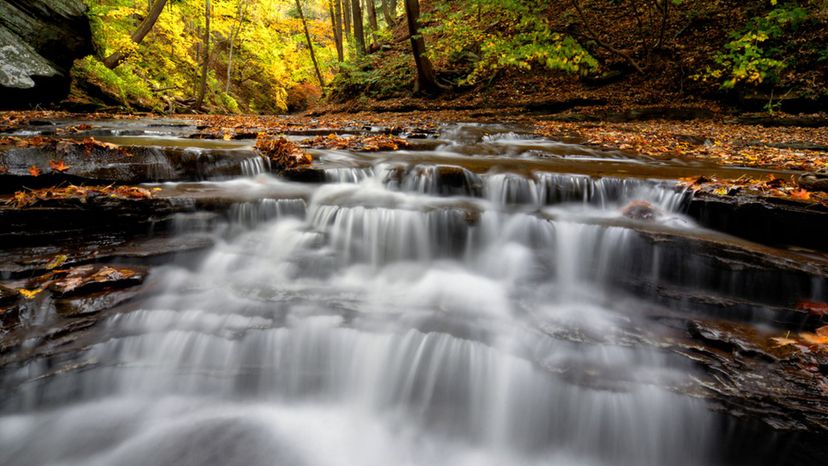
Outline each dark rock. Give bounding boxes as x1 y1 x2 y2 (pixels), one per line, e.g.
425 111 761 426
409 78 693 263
0 0 94 107
48 264 146 298
0 141 267 191
687 191 828 253
797 170 828 194
621 200 658 221
0 285 18 306
280 166 327 183
678 319 828 434
55 287 141 317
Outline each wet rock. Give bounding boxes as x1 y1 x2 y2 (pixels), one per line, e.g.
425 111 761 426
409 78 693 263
678 319 828 433
55 288 141 317
0 195 181 246
0 285 18 306
687 320 777 361
280 166 327 183
0 139 265 190
48 265 145 298
621 200 658 221
431 165 482 197
0 304 20 328
0 0 93 107
797 169 828 194
687 191 828 253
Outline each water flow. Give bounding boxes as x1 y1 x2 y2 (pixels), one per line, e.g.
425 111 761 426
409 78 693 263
0 128 718 466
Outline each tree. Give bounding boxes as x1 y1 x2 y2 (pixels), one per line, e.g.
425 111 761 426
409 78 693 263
352 0 366 55
295 0 326 86
103 0 169 69
381 0 397 26
343 0 352 42
404 0 445 94
365 0 379 43
569 0 679 74
329 0 345 61
226 0 249 92
195 0 211 110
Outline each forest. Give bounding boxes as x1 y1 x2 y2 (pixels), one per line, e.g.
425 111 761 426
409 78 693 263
0 1 827 466
57 0 828 114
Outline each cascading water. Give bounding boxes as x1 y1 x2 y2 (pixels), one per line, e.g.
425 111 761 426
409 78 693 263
2 125 774 466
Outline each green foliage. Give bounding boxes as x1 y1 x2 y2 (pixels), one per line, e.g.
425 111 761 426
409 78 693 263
422 0 598 85
696 3 808 89
328 54 413 101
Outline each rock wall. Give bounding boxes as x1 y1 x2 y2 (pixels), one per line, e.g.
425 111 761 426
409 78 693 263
0 0 93 108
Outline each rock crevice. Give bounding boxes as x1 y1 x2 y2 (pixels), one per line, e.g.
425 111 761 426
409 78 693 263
0 0 93 107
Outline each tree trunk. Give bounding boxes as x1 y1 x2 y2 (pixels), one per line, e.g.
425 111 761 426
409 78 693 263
404 0 444 94
381 0 395 26
296 0 326 87
351 0 366 55
226 0 248 93
366 0 379 34
103 0 168 69
195 0 211 110
343 0 352 42
329 0 344 61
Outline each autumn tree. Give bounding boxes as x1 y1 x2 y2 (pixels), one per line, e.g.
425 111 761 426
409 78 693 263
404 0 446 94
296 0 326 86
343 0 352 42
381 0 397 26
365 0 379 47
329 0 345 61
226 0 249 92
103 0 168 69
195 0 211 110
352 0 367 55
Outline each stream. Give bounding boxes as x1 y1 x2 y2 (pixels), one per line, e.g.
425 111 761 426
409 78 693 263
0 121 826 466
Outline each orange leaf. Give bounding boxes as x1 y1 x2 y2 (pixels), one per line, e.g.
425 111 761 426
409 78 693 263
800 333 828 346
790 189 811 200
49 159 70 173
28 165 41 177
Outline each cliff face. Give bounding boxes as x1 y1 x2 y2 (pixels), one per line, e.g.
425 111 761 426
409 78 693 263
0 0 93 108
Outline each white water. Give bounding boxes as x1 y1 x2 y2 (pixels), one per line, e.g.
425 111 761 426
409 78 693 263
0 128 721 466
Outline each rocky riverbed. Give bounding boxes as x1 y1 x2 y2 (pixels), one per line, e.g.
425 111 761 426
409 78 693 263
0 114 826 466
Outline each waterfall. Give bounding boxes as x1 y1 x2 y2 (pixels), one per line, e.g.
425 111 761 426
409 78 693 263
1 124 761 466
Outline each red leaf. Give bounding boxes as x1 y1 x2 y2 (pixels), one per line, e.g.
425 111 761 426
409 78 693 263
797 300 828 317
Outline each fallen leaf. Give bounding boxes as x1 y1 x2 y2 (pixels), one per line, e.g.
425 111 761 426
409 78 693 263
28 165 41 177
770 336 798 347
790 189 811 200
46 254 68 270
49 159 71 173
18 288 44 299
800 333 828 346
797 300 828 317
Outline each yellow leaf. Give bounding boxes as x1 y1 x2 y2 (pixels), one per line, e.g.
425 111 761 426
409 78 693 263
18 288 44 299
770 337 797 347
46 254 68 270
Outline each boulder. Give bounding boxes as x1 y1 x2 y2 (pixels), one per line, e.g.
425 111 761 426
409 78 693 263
0 0 93 107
